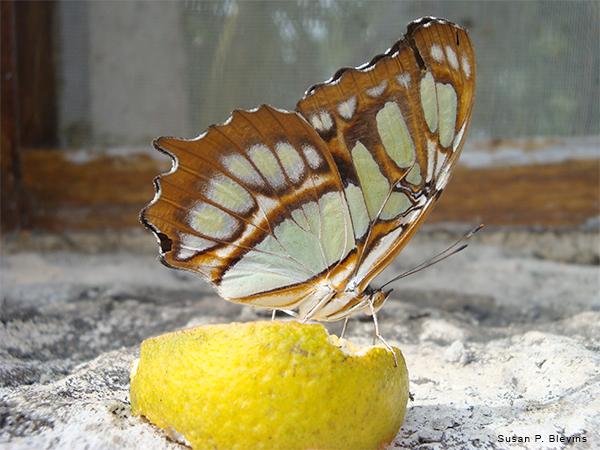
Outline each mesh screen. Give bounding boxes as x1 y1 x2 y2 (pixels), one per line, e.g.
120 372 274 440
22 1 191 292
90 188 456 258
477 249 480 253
54 0 599 149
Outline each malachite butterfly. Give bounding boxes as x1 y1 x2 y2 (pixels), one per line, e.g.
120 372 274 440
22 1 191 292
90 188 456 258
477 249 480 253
141 17 476 339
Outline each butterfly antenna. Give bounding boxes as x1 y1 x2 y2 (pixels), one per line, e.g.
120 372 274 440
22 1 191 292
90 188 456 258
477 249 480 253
380 224 483 290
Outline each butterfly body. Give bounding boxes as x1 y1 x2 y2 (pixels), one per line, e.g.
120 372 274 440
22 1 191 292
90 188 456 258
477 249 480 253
142 17 476 323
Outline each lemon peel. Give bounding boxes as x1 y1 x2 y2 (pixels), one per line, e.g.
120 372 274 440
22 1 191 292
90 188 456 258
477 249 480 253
130 321 409 450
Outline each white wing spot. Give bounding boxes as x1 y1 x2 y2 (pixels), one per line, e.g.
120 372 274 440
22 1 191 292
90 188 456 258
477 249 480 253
436 83 458 148
365 80 388 98
344 183 369 239
376 101 415 168
177 235 215 259
399 208 420 226
431 44 444 62
436 151 449 178
396 73 411 89
436 162 452 191
337 96 357 120
453 122 467 152
420 72 438 133
352 141 390 219
249 144 285 188
188 202 237 240
446 46 459 70
426 139 437 183
276 142 305 184
462 54 471 79
310 114 324 131
225 154 262 187
320 111 333 131
302 144 322 169
208 176 253 214
352 226 405 285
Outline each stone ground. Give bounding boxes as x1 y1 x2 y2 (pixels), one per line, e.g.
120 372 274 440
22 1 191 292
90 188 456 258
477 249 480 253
1 225 599 450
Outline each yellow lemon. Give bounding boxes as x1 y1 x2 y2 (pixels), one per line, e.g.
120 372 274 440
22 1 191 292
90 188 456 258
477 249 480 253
130 321 409 450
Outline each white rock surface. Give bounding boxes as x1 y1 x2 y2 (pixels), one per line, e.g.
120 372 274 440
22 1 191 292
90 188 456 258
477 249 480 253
1 229 598 449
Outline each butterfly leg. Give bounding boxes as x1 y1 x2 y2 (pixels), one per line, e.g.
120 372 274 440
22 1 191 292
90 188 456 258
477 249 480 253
271 310 276 321
340 317 350 339
368 299 398 367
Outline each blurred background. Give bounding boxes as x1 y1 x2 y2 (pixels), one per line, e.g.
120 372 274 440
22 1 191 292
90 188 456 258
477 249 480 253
2 0 599 233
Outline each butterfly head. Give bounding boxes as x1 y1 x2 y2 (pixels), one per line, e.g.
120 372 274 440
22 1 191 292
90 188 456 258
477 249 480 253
365 287 393 316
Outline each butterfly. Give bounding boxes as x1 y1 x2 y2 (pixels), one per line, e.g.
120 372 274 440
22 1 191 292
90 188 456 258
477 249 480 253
141 16 476 353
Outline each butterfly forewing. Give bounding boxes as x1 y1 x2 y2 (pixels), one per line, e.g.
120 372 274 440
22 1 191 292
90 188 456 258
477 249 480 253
295 17 476 293
141 17 476 321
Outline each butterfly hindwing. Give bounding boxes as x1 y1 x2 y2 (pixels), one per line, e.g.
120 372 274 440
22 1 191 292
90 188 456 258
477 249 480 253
142 106 358 310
